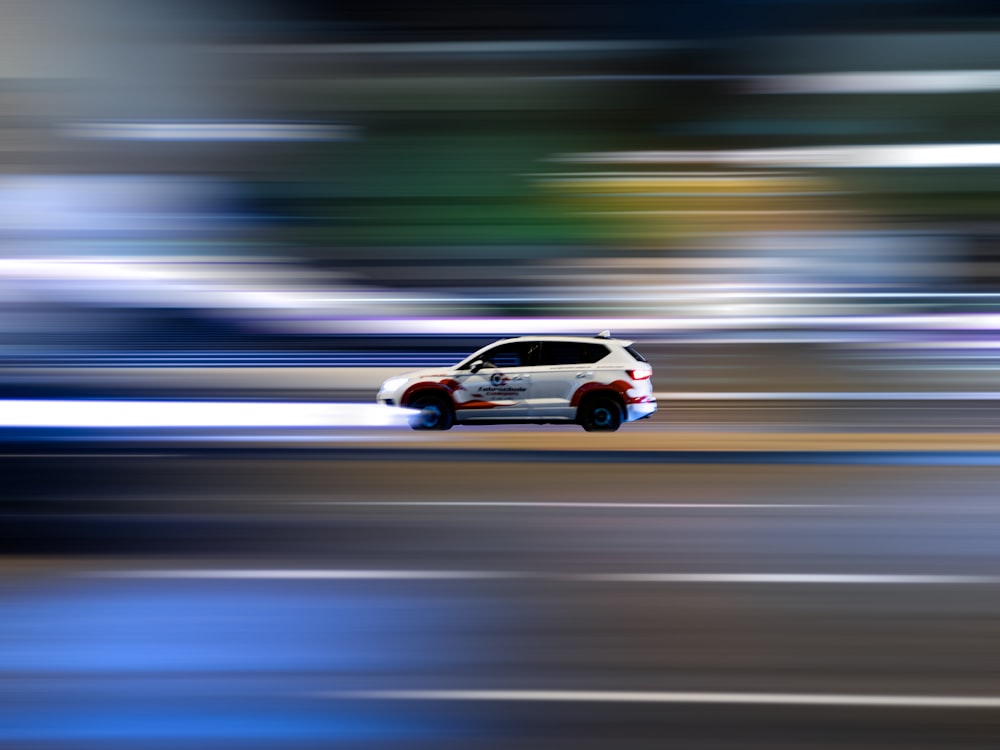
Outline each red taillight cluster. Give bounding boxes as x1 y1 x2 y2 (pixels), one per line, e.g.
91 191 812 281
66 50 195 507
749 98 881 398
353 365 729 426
627 367 652 381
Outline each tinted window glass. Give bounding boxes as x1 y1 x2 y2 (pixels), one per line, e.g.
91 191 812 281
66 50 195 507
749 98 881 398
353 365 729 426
469 342 536 369
582 343 611 363
540 341 609 366
624 345 648 363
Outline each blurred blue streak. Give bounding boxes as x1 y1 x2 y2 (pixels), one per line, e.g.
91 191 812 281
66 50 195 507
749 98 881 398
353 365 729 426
1 580 482 742
2 581 463 673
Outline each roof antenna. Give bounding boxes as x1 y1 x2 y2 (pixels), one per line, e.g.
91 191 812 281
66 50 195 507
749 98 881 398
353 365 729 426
596 330 611 339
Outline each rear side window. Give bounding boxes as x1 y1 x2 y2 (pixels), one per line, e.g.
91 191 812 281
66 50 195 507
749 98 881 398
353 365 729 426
539 342 610 366
624 345 648 363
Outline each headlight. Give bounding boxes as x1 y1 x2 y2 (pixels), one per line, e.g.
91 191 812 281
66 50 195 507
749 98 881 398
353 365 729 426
380 376 409 393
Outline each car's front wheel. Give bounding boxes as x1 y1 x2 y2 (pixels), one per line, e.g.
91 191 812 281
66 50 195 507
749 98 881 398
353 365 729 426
407 393 455 431
578 396 623 432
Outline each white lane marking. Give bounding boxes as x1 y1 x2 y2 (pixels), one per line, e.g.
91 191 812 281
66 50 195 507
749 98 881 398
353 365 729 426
86 570 1000 585
304 501 842 509
324 689 1000 709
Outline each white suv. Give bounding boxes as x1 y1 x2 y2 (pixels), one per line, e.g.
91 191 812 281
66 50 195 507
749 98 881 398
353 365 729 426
377 332 656 431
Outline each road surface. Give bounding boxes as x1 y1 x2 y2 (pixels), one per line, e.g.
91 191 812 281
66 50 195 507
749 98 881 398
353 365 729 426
5 439 1000 748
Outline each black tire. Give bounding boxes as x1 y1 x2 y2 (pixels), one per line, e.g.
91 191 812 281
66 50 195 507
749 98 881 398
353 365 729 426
407 393 455 431
578 396 623 432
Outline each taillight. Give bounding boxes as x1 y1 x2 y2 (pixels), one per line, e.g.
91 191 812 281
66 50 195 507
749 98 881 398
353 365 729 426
627 367 652 381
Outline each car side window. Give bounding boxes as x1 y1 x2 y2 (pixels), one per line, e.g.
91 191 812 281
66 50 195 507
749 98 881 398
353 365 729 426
539 342 610 366
472 342 537 369
581 343 611 363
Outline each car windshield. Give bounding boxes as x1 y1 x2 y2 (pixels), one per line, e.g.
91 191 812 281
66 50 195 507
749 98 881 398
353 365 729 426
455 353 479 370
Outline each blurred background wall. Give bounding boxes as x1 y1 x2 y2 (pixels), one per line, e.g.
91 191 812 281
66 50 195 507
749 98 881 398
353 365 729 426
2 0 1000 391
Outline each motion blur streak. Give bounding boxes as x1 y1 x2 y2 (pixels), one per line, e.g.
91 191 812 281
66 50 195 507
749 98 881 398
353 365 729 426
561 144 1000 168
751 70 1000 95
7 0 1000 747
329 690 1000 709
65 122 351 142
91 569 518 580
249 39 674 55
0 400 413 427
88 569 1000 585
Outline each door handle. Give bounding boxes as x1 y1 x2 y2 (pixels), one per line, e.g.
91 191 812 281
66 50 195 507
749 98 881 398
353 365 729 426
576 372 592 378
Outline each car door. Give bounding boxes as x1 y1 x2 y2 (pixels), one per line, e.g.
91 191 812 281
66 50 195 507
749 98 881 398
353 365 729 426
451 341 536 420
529 341 611 419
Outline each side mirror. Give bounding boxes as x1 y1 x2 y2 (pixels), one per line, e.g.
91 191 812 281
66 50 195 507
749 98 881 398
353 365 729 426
470 359 485 374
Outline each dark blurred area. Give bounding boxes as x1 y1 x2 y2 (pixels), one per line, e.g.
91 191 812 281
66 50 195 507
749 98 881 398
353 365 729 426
6 2 1000 748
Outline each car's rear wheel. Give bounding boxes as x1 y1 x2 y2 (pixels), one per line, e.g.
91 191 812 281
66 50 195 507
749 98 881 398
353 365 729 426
578 396 623 432
407 393 454 431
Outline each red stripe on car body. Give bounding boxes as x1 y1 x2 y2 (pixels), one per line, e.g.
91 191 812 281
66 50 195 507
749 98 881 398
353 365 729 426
570 380 642 407
401 382 457 406
455 400 502 410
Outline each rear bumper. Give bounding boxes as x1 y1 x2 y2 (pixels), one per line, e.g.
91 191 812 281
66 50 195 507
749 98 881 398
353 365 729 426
626 400 657 422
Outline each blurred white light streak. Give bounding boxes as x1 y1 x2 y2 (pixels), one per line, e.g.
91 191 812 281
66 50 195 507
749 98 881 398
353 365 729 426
582 573 1000 584
884 341 1000 349
95 570 1000 585
301 289 1000 304
65 122 350 142
753 70 1000 95
94 569 519 580
328 689 1000 709
560 144 1000 168
0 258 382 311
657 392 1000 400
0 258 171 282
310 501 839 509
0 400 414 428
252 40 676 56
279 313 1000 336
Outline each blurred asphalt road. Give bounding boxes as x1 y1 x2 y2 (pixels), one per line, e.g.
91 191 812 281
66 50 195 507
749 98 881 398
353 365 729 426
5 445 1000 748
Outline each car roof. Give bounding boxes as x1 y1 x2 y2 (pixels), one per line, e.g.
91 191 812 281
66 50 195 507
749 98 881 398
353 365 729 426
497 335 634 347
